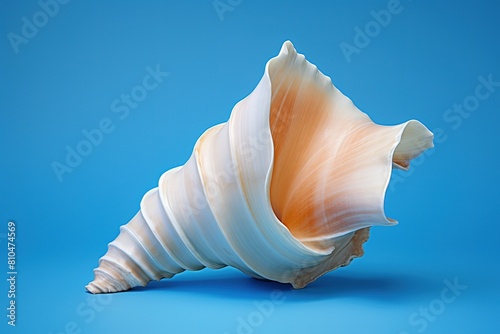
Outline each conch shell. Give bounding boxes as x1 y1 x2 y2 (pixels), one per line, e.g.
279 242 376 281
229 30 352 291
86 41 433 294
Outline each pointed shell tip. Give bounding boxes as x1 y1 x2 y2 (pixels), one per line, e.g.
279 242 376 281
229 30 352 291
280 40 295 55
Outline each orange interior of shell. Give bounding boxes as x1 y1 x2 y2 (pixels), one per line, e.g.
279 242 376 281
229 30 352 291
268 71 336 241
267 65 391 244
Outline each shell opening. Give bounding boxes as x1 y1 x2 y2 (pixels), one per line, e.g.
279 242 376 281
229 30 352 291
266 44 433 251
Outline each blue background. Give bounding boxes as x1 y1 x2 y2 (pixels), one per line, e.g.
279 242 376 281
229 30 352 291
1 0 499 333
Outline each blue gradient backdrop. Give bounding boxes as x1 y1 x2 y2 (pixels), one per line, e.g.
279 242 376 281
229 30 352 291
1 1 499 333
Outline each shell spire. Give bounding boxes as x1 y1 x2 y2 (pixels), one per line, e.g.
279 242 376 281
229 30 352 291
86 41 434 294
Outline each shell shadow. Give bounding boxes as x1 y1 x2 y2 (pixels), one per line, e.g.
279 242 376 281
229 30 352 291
128 268 439 302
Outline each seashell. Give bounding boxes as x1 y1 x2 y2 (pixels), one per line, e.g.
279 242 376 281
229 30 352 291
86 41 434 294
